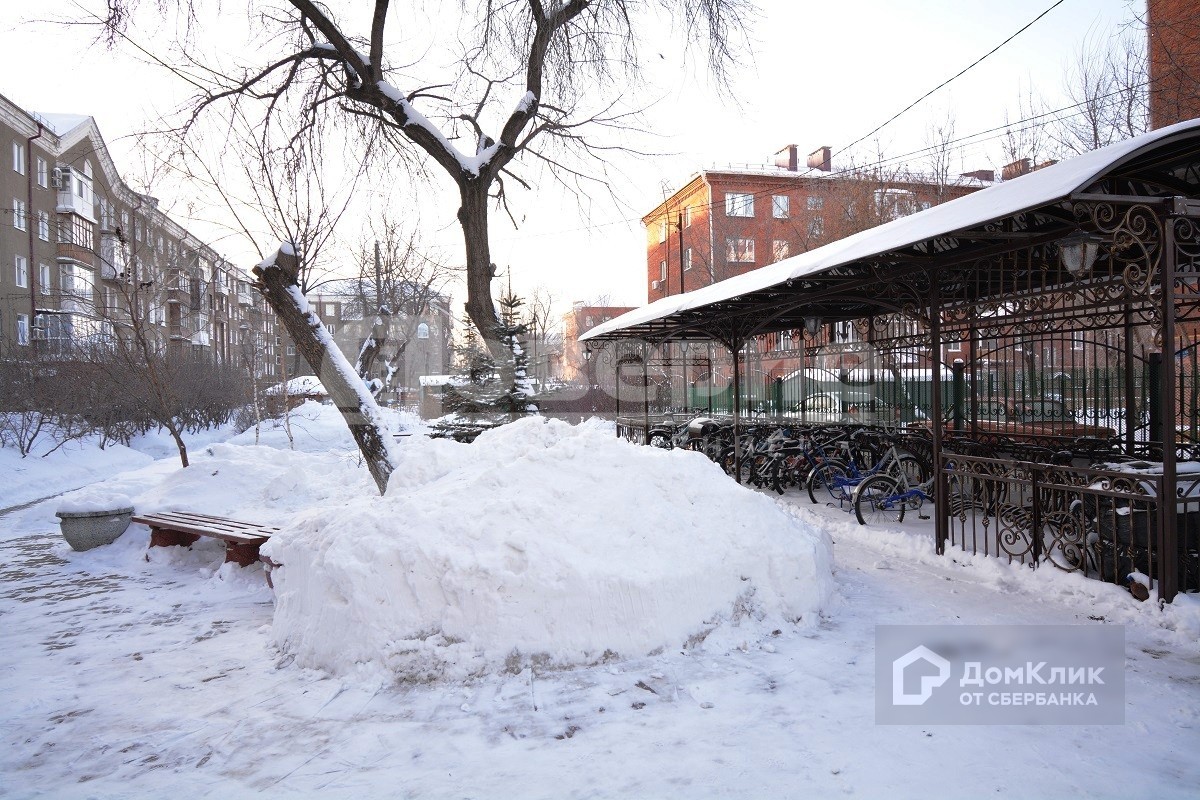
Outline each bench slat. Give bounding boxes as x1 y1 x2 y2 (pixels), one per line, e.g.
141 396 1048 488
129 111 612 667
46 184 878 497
132 512 275 544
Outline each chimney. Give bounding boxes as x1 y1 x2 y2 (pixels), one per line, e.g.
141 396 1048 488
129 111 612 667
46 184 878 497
1001 159 1031 181
807 146 832 172
959 169 995 183
774 144 799 171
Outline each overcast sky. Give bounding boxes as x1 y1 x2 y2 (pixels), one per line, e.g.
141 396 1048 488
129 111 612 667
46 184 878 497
0 0 1143 317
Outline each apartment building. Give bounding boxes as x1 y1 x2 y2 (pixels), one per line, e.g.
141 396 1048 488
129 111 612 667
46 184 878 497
281 283 453 403
0 93 276 377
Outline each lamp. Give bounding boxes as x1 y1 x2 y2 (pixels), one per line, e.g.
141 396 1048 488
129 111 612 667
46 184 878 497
1059 231 1105 278
803 316 822 338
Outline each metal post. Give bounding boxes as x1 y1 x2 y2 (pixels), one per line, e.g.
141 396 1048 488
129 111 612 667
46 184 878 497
952 359 966 433
732 337 743 483
930 278 947 556
1124 303 1136 454
642 341 650 445
1159 203 1180 602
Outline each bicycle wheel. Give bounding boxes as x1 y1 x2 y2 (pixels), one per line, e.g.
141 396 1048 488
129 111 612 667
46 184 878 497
854 473 906 525
887 454 928 487
807 459 850 505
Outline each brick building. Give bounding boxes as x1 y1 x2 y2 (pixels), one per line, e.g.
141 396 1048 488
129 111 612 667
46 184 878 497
1148 0 1200 129
283 285 453 403
561 302 635 383
0 93 276 376
642 145 991 301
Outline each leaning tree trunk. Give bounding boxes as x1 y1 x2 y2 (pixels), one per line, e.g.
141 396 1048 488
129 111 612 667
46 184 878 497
354 307 392 383
253 246 396 494
458 180 504 356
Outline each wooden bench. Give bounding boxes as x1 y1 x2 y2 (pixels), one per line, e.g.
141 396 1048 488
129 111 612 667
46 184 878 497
133 511 281 569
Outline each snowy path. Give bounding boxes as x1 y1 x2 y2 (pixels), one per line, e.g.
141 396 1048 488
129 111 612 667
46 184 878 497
3 492 1199 799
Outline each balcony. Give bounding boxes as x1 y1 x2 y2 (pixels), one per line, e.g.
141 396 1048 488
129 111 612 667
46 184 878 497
237 290 254 307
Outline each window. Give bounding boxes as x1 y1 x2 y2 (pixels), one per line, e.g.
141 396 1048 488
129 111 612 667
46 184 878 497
658 221 668 243
947 339 962 353
417 322 430 339
772 240 790 262
16 314 29 345
39 263 50 294
36 157 47 188
683 206 693 227
683 247 692 271
585 315 594 327
725 192 754 217
12 141 25 175
13 198 26 230
726 237 755 263
61 264 76 296
772 195 789 219
37 210 49 241
659 260 667 282
324 303 336 318
15 255 28 287
1072 331 1085 351
808 217 824 238
806 195 824 211
287 344 296 357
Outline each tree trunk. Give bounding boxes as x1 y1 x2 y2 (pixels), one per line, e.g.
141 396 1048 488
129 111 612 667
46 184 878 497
458 181 504 356
354 308 391 380
254 247 396 494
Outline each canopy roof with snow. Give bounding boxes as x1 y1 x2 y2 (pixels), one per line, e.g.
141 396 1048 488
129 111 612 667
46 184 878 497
582 119 1200 344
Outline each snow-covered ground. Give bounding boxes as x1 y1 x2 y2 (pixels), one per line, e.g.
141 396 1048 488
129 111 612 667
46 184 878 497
2 406 1199 799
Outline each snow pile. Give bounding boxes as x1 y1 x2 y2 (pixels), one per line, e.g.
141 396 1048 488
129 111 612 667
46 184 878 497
266 417 834 680
56 488 133 514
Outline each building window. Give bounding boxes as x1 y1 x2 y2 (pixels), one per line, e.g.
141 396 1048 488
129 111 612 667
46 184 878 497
772 195 789 219
947 339 962 353
12 141 25 175
585 315 593 327
683 206 693 227
417 322 430 339
659 260 667 282
808 217 824 238
658 221 668 243
725 192 754 217
287 344 296 356
61 264 76 296
36 157 47 188
807 195 824 211
15 255 28 287
1072 331 1085 350
37 210 49 241
13 198 26 230
17 314 29 345
39 263 50 294
772 240 790 263
726 237 755 263
683 247 692 271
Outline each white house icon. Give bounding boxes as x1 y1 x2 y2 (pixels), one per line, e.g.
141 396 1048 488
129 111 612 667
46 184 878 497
892 645 952 706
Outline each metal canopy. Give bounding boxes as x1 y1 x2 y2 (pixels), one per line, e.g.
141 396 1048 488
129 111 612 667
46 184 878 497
582 119 1200 345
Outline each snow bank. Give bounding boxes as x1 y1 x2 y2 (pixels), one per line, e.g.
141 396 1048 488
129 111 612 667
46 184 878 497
56 488 133 514
266 417 834 680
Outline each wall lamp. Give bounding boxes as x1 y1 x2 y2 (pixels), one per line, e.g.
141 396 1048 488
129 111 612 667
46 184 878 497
1059 231 1105 278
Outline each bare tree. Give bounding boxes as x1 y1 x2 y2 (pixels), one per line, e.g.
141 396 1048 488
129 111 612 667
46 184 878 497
99 0 756 358
350 219 458 398
1052 30 1149 156
923 110 958 202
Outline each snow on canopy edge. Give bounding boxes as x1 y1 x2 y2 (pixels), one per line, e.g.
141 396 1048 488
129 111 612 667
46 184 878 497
582 118 1200 342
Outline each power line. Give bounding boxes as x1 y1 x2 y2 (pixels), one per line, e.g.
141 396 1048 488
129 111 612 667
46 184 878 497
834 0 1068 160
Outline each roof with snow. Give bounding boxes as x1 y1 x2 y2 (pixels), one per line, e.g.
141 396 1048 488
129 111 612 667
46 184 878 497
583 118 1200 344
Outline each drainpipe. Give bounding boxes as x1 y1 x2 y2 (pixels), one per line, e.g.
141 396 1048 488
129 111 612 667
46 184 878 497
26 123 43 351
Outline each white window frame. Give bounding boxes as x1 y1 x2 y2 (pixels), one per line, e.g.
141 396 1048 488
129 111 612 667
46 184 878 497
683 247 692 271
947 339 962 353
659 260 667 282
683 206 692 227
37 210 49 241
35 157 47 188
39 262 50 295
13 198 26 230
15 255 28 288
658 221 667 243
725 192 754 218
1072 331 1085 351
806 195 824 211
772 195 789 219
16 313 29 345
12 141 25 175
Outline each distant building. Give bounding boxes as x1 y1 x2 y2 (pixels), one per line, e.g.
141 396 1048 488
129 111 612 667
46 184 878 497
561 302 635 383
280 282 453 404
0 93 276 375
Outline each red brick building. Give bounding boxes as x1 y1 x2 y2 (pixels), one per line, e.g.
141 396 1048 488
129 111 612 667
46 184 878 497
561 302 635 383
642 145 991 302
1148 0 1200 129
